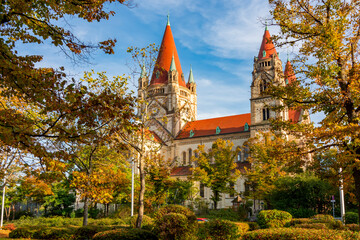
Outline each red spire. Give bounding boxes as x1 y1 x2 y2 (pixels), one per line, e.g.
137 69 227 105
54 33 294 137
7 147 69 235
150 21 186 87
258 28 277 60
284 60 296 84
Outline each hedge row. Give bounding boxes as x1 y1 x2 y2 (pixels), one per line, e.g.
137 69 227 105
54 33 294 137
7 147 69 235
243 228 360 240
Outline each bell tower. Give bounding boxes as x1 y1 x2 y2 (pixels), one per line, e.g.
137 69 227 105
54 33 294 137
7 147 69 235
144 15 197 140
250 27 285 136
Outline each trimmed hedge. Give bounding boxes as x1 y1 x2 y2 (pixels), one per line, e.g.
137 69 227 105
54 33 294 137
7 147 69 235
310 214 334 223
157 213 194 240
72 225 114 240
293 223 328 229
242 228 360 240
289 218 312 226
344 212 359 224
154 204 197 223
9 227 36 238
197 219 241 240
257 210 292 229
246 222 260 231
93 228 158 240
32 227 74 240
345 224 360 232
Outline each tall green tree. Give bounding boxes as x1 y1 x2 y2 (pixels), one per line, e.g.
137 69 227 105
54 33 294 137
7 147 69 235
191 139 240 209
267 0 360 218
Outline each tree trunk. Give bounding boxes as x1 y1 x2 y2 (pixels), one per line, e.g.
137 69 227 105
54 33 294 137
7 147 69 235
136 156 145 228
352 167 360 225
12 205 15 221
83 196 89 226
213 191 219 210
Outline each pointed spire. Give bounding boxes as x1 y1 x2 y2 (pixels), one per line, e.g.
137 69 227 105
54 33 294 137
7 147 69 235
170 55 176 71
167 12 170 26
258 26 277 60
149 14 186 87
188 65 194 84
284 59 296 84
140 65 146 78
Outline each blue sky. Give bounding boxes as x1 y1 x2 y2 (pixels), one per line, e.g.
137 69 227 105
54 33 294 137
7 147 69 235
18 0 322 123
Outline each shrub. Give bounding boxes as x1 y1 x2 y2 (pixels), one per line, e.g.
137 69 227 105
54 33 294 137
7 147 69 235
310 214 334 223
345 212 359 224
293 223 328 229
289 218 312 226
72 225 113 240
156 213 194 240
197 219 241 240
33 227 74 240
9 227 36 238
154 204 196 223
242 228 360 240
235 222 250 235
89 217 125 226
93 228 158 240
345 224 360 232
246 222 260 231
206 208 242 221
257 210 292 229
329 219 344 230
3 223 16 231
130 214 153 230
110 205 131 219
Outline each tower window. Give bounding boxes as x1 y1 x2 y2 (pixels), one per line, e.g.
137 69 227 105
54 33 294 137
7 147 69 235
188 149 192 162
260 80 268 94
200 183 205 198
263 108 270 120
182 151 186 165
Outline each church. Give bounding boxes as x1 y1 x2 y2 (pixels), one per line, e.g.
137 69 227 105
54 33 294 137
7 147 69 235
138 16 309 210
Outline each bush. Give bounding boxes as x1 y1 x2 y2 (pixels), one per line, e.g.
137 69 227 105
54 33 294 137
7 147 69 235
110 205 131 219
89 218 125 226
345 224 360 232
329 219 344 230
235 222 250 235
156 213 194 240
242 228 360 240
32 227 74 240
9 227 37 238
13 216 83 227
206 208 242 221
310 214 334 223
345 212 359 224
257 210 292 229
197 219 241 240
289 218 312 226
3 223 16 231
293 223 328 229
154 204 196 223
246 222 260 231
72 225 113 240
130 214 153 230
93 228 158 240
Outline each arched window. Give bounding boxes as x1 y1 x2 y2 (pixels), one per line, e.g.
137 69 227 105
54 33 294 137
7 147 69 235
182 152 186 165
263 108 270 120
260 80 268 94
236 147 242 162
243 146 249 161
188 149 192 163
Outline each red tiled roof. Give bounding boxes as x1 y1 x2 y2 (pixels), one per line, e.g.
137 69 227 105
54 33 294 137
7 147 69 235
171 166 192 176
258 29 277 60
150 24 186 87
288 108 301 123
176 113 251 140
284 60 296 84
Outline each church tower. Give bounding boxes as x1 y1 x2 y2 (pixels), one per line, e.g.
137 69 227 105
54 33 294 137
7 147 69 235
250 27 285 136
138 15 197 141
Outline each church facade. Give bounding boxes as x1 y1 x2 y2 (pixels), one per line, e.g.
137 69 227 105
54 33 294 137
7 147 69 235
138 17 309 210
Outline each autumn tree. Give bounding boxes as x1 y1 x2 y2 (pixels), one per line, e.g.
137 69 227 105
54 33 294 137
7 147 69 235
191 139 240 209
244 132 304 204
266 0 360 218
0 0 133 173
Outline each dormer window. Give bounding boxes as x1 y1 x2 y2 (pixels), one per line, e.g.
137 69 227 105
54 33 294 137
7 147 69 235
216 126 221 135
244 123 249 131
262 50 266 58
189 130 194 138
155 70 160 79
